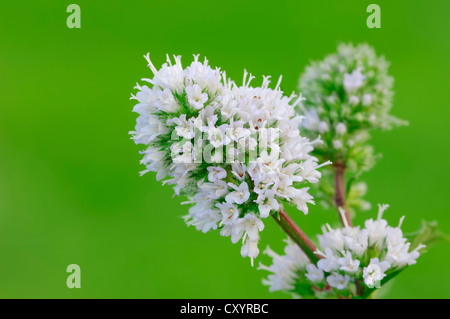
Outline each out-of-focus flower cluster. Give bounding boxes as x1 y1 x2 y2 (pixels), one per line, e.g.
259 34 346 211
298 44 407 214
130 54 329 265
260 205 425 298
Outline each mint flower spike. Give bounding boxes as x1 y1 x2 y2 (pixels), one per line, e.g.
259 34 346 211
299 43 407 134
297 43 408 222
130 54 330 266
260 204 426 299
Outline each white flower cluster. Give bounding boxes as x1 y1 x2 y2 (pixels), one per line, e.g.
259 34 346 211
259 238 310 293
299 43 402 136
298 43 408 170
260 205 425 298
130 54 328 265
297 44 407 214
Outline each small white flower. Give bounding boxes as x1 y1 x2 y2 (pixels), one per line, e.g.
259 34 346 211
199 180 229 199
344 229 368 257
332 139 343 149
155 88 178 112
338 251 360 273
216 202 239 225
348 95 359 106
318 227 345 252
231 163 246 181
241 239 259 266
132 114 169 144
235 213 265 266
242 213 265 242
206 125 228 148
326 273 350 290
318 121 329 133
363 258 390 287
195 209 222 233
254 189 279 218
186 84 208 109
365 221 388 248
288 187 314 215
168 114 195 139
317 248 339 272
362 93 372 106
305 264 324 283
335 123 347 135
207 166 227 182
225 181 250 205
343 68 365 92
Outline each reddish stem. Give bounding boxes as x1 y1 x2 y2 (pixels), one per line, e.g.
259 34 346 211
272 210 322 263
334 162 352 227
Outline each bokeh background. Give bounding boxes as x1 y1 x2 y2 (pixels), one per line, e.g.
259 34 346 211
1 0 449 298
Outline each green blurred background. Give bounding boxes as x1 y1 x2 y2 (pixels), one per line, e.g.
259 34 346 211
1 0 449 298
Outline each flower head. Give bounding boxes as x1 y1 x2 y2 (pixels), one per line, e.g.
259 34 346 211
131 54 327 264
297 43 407 215
260 204 425 298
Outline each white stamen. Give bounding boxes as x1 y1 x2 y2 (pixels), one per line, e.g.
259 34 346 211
398 216 405 228
275 75 283 90
338 207 350 228
377 204 390 220
143 53 158 75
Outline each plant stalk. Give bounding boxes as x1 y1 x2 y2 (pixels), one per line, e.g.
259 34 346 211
272 209 321 263
334 162 353 227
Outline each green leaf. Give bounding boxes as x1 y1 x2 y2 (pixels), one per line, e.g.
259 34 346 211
292 280 316 299
360 268 404 299
405 220 450 251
